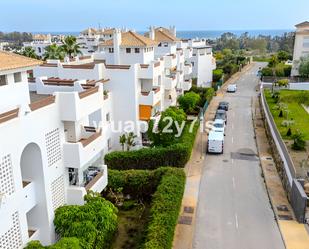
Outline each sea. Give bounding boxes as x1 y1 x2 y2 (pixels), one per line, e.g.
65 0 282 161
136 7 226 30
33 29 293 39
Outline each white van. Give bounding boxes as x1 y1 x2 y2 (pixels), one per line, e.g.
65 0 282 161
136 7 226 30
207 131 224 154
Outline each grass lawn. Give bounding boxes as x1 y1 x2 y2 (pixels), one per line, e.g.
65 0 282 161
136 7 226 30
264 89 309 140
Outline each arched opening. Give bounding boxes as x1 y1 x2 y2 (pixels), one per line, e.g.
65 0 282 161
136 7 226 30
20 143 50 244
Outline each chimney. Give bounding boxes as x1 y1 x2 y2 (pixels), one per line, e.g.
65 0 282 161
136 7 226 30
170 25 176 37
113 29 121 64
149 26 155 40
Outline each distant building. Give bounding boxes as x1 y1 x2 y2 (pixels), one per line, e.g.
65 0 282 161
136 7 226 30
291 21 309 76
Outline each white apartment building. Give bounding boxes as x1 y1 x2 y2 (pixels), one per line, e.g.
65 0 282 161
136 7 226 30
0 51 109 247
291 21 309 76
77 27 128 55
177 38 216 87
23 34 62 57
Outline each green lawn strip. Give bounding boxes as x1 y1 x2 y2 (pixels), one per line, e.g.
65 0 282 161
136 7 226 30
264 90 309 140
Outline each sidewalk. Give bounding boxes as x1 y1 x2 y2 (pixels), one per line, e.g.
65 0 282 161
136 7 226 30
172 63 254 249
252 96 309 249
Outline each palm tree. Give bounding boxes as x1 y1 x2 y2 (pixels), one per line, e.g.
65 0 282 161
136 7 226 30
61 36 82 58
43 44 65 60
21 46 38 59
126 132 137 151
119 134 126 151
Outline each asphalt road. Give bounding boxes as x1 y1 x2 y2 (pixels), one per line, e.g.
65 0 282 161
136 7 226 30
193 63 285 249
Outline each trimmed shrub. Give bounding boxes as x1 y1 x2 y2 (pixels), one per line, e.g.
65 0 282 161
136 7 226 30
143 168 185 249
106 168 186 249
292 132 306 150
105 123 199 170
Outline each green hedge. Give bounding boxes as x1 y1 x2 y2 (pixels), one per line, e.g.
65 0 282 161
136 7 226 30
25 238 81 249
107 168 186 249
105 123 199 170
143 168 185 249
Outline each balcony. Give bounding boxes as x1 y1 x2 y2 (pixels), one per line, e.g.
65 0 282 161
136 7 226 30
165 54 177 69
184 63 192 76
56 85 104 121
183 79 192 91
164 75 177 90
63 127 104 168
67 165 108 205
138 61 162 80
139 87 161 106
22 181 37 213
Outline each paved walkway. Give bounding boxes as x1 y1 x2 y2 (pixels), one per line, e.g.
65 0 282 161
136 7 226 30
172 64 254 249
253 93 309 249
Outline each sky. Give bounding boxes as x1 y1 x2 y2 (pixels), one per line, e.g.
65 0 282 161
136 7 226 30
0 0 308 32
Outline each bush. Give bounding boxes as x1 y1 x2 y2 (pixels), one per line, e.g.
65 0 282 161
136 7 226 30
286 128 292 136
143 169 185 249
178 92 201 114
53 192 118 249
25 238 81 249
106 168 186 249
105 123 199 170
213 69 223 82
261 67 273 76
292 132 306 150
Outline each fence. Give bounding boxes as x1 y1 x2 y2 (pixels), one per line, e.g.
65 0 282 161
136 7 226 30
260 88 308 223
262 76 309 83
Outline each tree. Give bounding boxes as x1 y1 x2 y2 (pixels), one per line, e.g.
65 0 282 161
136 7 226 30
277 50 290 62
61 36 82 58
21 46 38 59
53 192 118 249
43 44 65 60
213 69 224 82
299 55 309 78
126 132 137 151
119 134 126 151
178 92 201 114
148 107 186 147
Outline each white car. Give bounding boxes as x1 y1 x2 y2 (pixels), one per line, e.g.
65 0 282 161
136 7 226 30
212 119 225 134
227 84 237 93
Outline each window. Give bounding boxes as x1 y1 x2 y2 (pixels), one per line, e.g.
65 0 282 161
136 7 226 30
158 43 162 47
109 48 114 53
0 75 7 86
191 62 195 67
303 37 309 48
126 48 131 53
38 47 41 53
135 48 140 53
14 72 22 83
164 43 168 47
106 113 110 122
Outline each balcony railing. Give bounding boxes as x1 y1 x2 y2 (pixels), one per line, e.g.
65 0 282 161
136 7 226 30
79 129 102 147
0 108 19 124
29 96 55 111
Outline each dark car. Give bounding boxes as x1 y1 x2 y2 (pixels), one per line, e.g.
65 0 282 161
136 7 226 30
215 109 227 124
218 101 229 111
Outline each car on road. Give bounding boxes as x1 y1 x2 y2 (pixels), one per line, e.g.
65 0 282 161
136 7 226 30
218 101 229 111
227 84 237 93
212 119 225 134
215 109 227 124
207 131 224 154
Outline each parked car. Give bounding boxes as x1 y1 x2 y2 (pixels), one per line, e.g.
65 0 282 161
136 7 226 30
227 84 237 93
218 101 229 111
215 109 227 124
212 119 225 134
207 131 224 154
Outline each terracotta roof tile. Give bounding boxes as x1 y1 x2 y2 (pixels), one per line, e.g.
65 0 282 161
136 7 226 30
295 21 309 28
100 31 158 47
0 51 43 72
145 27 179 43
